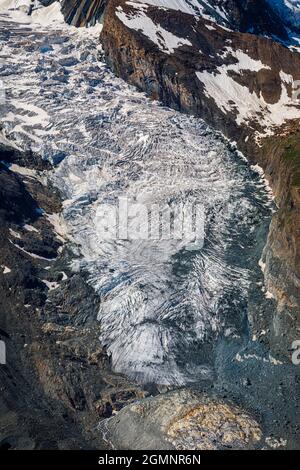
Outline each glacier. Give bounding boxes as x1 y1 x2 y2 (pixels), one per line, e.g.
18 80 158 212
0 5 273 385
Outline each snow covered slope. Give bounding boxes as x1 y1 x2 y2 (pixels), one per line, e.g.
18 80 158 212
127 0 292 41
0 0 106 26
0 0 65 24
128 0 228 20
3 0 300 44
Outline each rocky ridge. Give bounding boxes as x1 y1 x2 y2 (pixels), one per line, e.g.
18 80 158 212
55 0 300 44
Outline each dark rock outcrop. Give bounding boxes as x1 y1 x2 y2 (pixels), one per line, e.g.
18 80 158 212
45 0 295 42
38 0 106 26
249 127 300 358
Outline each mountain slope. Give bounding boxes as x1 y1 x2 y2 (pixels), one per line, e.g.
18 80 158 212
60 0 106 25
99 0 300 360
9 0 300 45
101 0 300 137
8 0 300 377
134 0 290 40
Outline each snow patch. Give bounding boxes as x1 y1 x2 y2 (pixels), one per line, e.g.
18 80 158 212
265 290 275 300
196 49 300 134
0 1 65 26
130 0 226 24
235 352 283 365
131 0 205 16
250 164 275 202
46 213 68 242
9 239 56 261
116 6 192 54
9 164 37 177
1 265 11 274
40 279 60 291
31 2 65 26
205 24 215 31
259 258 266 273
266 436 287 449
23 223 39 233
60 271 68 281
9 228 21 239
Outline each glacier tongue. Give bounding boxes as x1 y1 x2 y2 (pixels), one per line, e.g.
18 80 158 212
0 9 272 385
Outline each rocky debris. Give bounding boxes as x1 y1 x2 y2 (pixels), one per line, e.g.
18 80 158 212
59 0 107 26
248 128 300 359
38 0 106 27
103 389 262 450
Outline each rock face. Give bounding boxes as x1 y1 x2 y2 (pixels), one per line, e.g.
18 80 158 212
37 0 106 26
149 0 290 41
104 389 263 450
100 0 300 361
249 128 300 357
60 0 106 26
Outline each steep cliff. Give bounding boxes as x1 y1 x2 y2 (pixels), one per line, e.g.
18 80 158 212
60 0 106 26
100 0 300 360
250 128 300 357
133 0 290 40
101 0 300 136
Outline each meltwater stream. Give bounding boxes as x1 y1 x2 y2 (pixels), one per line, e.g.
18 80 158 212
0 11 273 385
